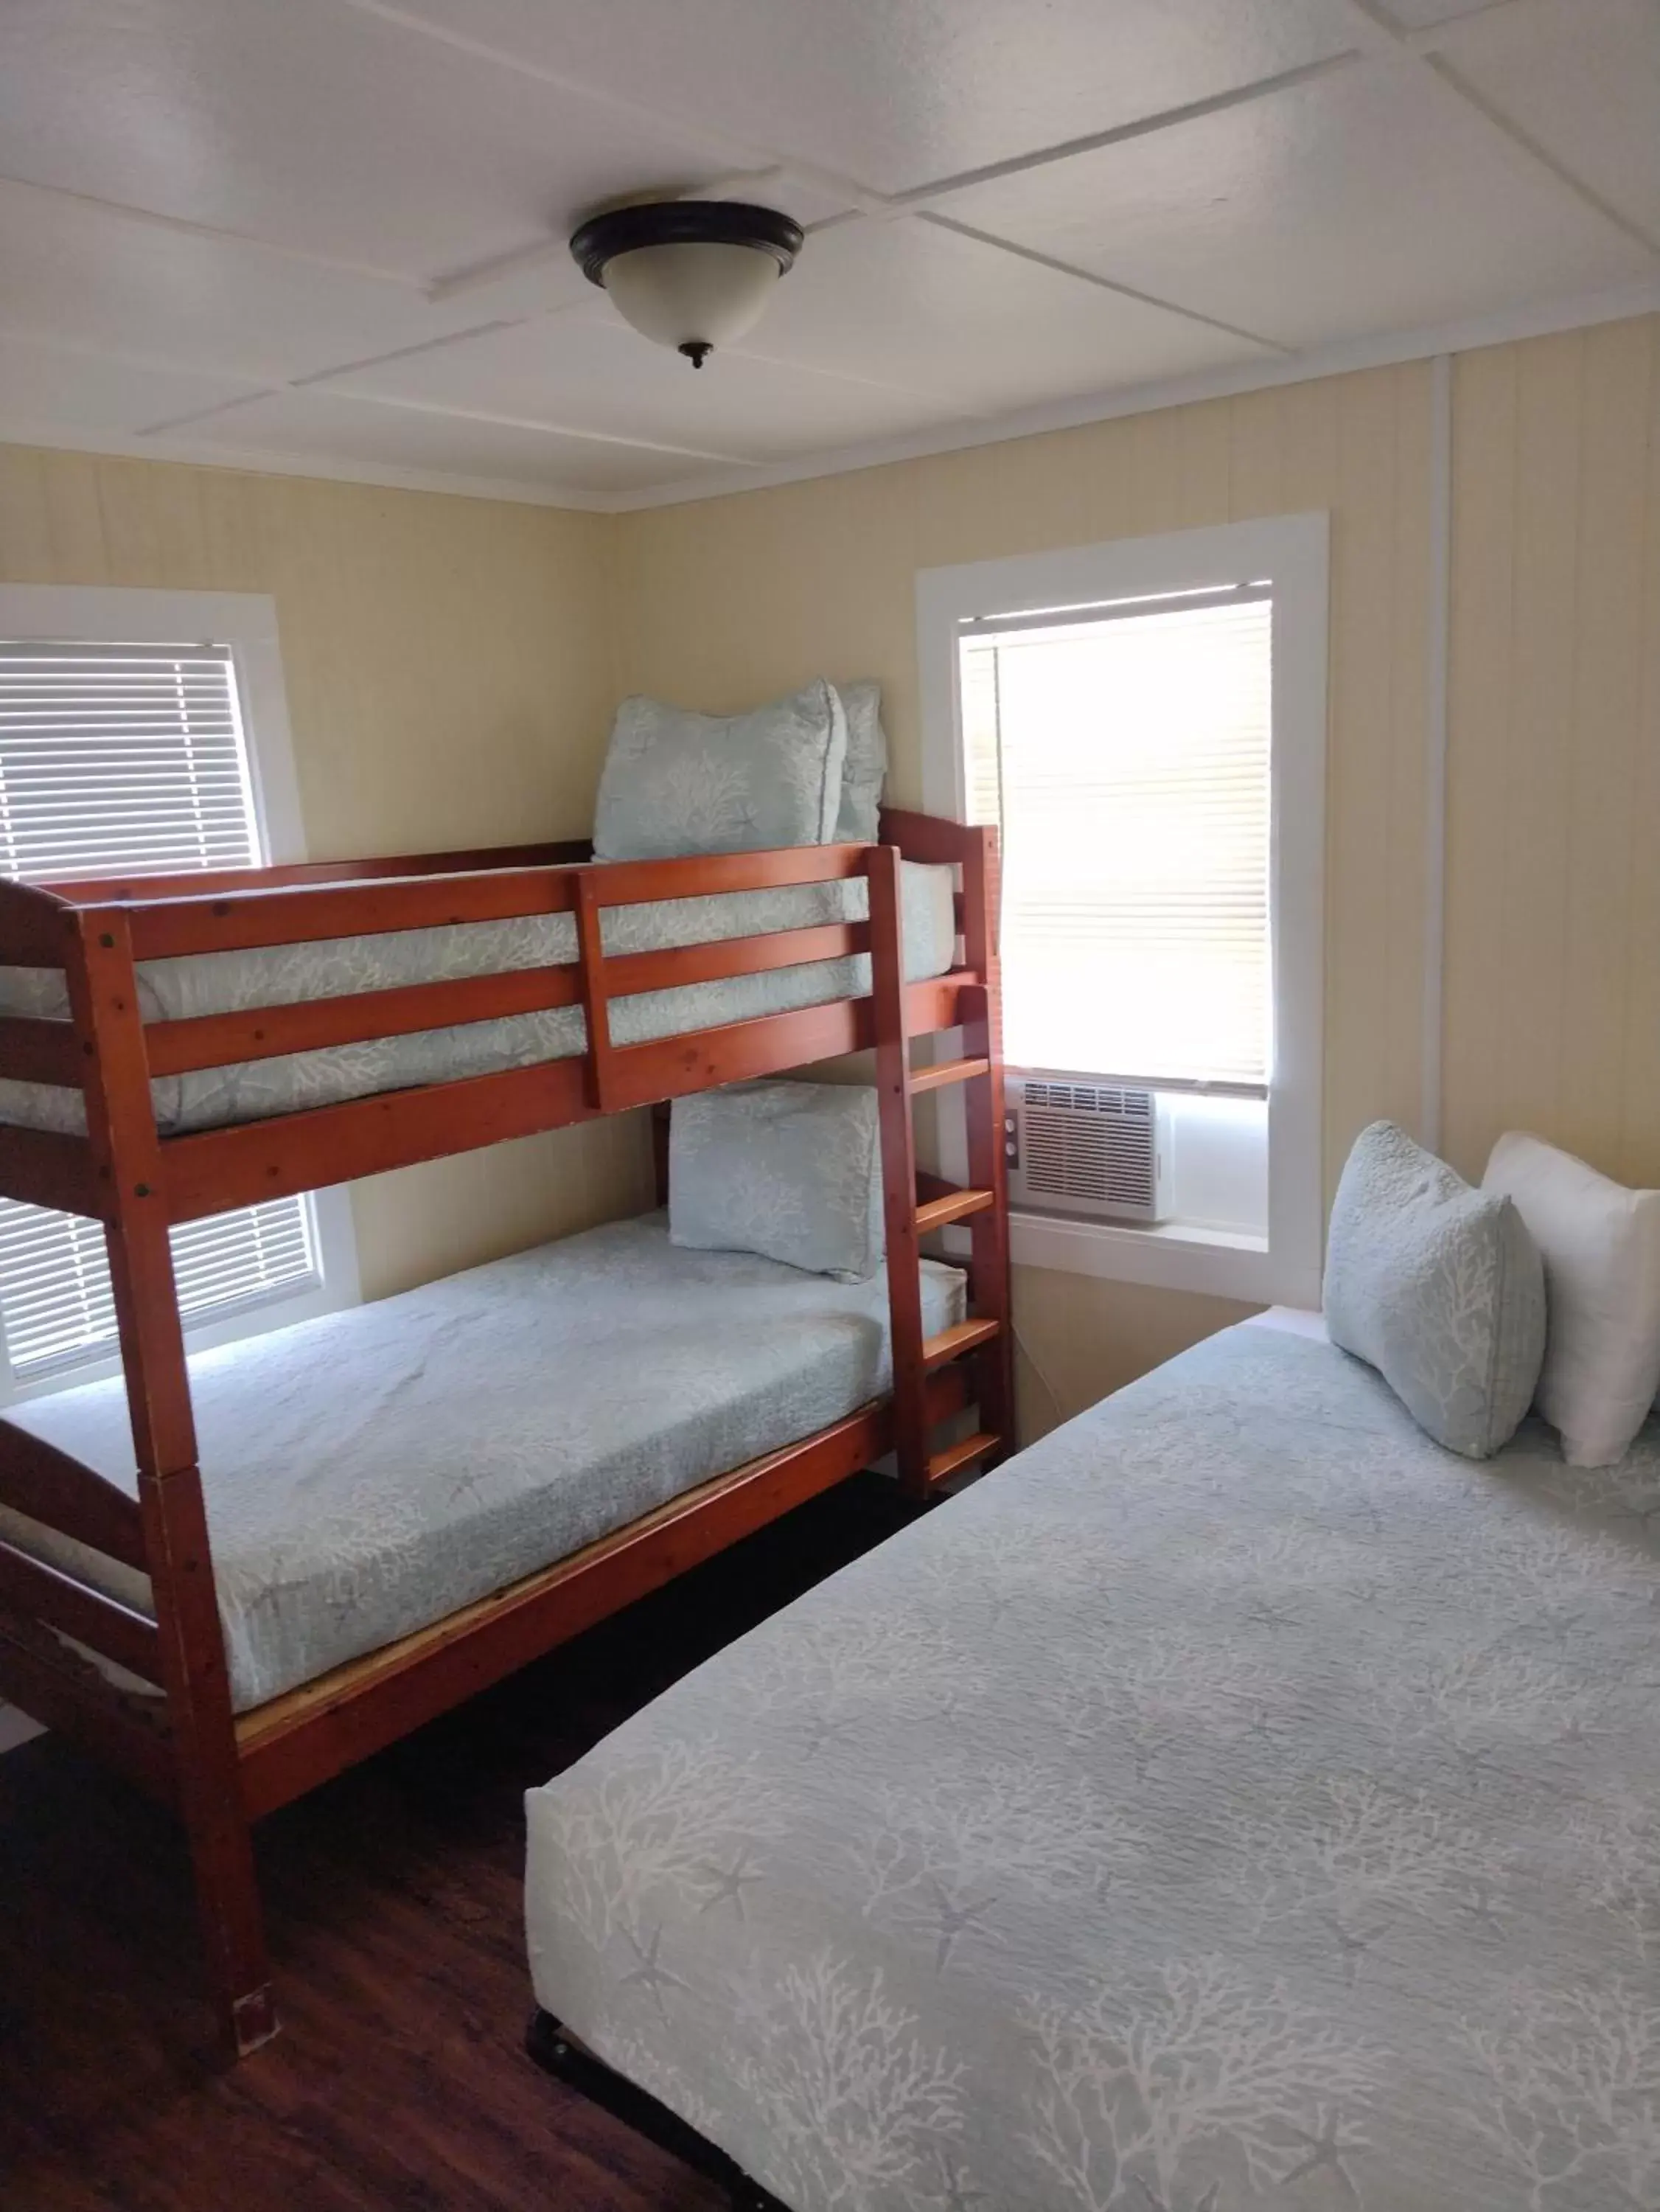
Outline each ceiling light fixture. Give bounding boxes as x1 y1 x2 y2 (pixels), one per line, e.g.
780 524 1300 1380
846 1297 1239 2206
569 200 804 369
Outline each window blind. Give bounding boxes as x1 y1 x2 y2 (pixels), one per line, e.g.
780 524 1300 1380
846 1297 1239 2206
960 591 1272 1092
0 640 318 1380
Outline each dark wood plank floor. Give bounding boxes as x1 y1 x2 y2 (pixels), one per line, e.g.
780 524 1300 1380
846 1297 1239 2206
0 1474 916 2212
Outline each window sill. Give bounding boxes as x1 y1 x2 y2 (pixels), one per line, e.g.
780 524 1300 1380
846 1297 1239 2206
1010 1208 1316 1304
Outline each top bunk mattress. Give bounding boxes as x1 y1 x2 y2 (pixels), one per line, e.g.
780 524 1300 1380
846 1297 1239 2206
526 1321 1660 2212
0 860 956 1136
0 1212 965 1713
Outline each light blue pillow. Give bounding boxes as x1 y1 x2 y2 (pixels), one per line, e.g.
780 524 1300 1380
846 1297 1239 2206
593 681 847 861
1323 1120 1546 1459
832 679 888 844
669 1081 884 1281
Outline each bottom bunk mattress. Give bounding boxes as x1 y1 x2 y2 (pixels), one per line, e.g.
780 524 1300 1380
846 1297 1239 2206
0 1214 965 1712
526 1322 1660 2212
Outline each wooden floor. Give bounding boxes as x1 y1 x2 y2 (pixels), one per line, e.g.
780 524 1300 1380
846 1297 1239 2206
0 1473 916 2212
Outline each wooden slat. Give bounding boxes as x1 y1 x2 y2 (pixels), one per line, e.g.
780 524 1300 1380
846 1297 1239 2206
927 1431 1002 1485
586 844 871 909
0 1421 147 1571
877 807 975 868
0 1537 163 1684
125 866 584 960
0 1013 83 1088
145 965 583 1077
602 997 869 1113
0 1123 107 1219
45 841 593 903
123 844 873 961
604 922 866 999
916 1184 995 1232
0 876 75 965
162 1055 596 1220
237 1366 969 1820
908 1054 989 1095
0 1617 175 1801
157 975 975 1223
921 1318 1002 1370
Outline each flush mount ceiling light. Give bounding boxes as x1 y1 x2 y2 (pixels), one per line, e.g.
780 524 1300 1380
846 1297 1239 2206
569 200 804 369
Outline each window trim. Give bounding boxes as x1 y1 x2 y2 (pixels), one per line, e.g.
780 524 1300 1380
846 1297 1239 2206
0 583 360 1403
916 515 1328 1306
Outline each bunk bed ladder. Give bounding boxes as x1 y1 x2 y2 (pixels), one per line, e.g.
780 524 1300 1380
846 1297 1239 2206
868 838 1013 1503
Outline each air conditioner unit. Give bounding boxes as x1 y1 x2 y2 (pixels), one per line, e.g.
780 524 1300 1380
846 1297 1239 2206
1006 1073 1173 1225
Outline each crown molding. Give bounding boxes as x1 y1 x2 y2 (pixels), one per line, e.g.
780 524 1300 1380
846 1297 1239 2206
601 274 1660 513
4 275 1657 519
0 420 612 511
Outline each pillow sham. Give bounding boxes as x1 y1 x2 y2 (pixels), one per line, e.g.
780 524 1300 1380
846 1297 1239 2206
1323 1119 1546 1460
593 681 847 861
1482 1131 1660 1467
669 1080 885 1281
832 679 889 845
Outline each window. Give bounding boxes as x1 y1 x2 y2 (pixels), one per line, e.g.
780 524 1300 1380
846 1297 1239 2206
960 588 1272 1093
918 518 1327 1304
0 587 357 1399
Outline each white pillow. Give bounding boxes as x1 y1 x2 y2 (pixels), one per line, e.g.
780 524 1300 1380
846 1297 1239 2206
1482 1132 1660 1467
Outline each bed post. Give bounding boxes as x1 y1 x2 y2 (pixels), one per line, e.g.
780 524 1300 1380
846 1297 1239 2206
959 828 1014 1462
64 909 274 2059
866 846 930 1498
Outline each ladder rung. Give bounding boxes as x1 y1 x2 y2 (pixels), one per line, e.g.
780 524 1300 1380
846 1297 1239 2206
908 1055 991 1096
921 1318 1002 1369
927 1431 1002 1484
916 1186 995 1233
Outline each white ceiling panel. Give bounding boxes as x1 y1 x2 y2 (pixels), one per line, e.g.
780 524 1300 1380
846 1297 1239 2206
0 182 523 386
319 310 974 465
0 0 752 280
1430 0 1660 248
742 215 1274 412
165 387 719 495
945 62 1654 349
382 0 1361 196
0 330 265 439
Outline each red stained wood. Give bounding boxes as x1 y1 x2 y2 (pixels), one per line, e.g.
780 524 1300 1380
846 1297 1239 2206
604 919 866 998
572 873 614 1113
0 1122 107 1220
867 846 930 1500
0 1419 147 1571
0 874 75 964
958 828 1014 1469
0 1537 161 1683
46 839 594 903
0 1012 83 1088
0 1618 176 1801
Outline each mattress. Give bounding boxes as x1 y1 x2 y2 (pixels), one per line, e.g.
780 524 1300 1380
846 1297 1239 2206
0 860 956 1135
527 1324 1660 2212
0 1214 965 1713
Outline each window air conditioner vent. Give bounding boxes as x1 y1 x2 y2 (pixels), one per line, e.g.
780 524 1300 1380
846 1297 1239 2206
1007 1073 1171 1224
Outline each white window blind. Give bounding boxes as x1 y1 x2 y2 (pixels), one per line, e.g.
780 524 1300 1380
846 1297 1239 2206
960 589 1273 1092
0 639 318 1380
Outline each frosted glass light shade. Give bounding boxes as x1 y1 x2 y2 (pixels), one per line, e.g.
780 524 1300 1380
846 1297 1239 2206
569 201 803 366
603 240 782 355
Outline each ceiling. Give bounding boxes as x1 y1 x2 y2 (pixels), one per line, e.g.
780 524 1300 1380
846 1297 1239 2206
1 0 1656 510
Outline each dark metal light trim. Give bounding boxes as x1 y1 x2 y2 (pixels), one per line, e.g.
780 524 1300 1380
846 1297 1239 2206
569 200 804 286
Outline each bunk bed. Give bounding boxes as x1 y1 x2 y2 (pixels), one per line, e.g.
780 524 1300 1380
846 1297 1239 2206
0 810 1011 2059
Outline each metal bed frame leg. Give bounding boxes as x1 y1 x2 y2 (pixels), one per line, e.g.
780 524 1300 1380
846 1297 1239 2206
526 2011 789 2211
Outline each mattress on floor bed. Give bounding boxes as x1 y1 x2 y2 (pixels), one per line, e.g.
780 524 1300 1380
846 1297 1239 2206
527 1324 1660 2212
0 1214 965 1713
0 861 956 1135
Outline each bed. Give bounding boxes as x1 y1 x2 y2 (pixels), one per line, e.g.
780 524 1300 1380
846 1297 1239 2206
0 862 956 1135
526 1316 1660 2212
0 1212 965 1713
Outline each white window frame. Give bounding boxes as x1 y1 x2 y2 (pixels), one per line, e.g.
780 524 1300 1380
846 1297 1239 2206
0 582 360 1404
917 514 1328 1306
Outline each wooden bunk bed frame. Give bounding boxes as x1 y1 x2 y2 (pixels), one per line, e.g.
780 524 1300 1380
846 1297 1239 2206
0 809 1011 2059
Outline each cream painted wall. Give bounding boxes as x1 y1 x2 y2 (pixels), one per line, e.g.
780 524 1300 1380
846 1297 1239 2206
0 443 653 1299
609 359 1440 1432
